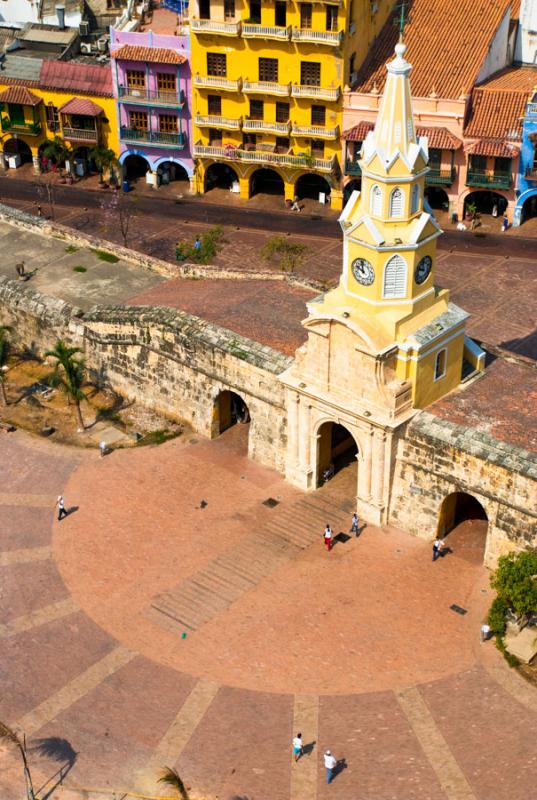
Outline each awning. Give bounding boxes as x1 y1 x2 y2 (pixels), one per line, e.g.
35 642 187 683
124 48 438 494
416 126 462 150
342 121 374 141
466 139 520 158
0 86 41 106
58 97 104 117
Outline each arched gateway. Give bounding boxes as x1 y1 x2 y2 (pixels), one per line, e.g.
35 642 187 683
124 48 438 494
316 422 358 487
437 492 488 563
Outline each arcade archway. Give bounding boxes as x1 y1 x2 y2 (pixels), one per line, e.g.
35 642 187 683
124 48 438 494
250 168 284 197
215 390 250 435
316 421 358 487
521 192 537 224
464 190 507 217
123 154 150 181
295 173 331 202
437 492 488 564
156 161 189 185
4 138 32 164
425 186 449 210
205 162 238 191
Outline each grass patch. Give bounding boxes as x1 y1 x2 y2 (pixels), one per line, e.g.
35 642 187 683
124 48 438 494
73 265 87 273
91 248 119 263
65 244 79 253
138 428 182 446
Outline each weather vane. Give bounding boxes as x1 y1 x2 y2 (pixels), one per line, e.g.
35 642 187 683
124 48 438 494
393 0 410 40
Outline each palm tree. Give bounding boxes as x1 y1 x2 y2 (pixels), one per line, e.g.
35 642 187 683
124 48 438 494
158 766 189 800
43 136 71 175
89 146 117 184
0 720 36 800
0 325 11 405
45 340 87 430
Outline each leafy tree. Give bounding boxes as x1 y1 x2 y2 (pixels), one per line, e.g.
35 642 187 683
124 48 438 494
490 549 537 618
158 766 189 800
43 136 71 175
0 325 11 405
45 340 87 430
89 146 117 184
0 720 36 800
261 235 308 273
175 225 227 265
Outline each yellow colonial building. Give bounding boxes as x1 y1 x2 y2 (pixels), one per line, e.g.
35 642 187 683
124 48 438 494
189 0 395 208
0 57 118 174
281 41 483 524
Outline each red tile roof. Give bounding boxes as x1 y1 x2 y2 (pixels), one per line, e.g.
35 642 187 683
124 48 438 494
463 69 536 141
476 65 537 91
111 44 186 64
342 121 374 141
416 126 462 150
466 139 519 157
58 97 104 116
0 86 42 106
39 60 113 97
353 0 513 100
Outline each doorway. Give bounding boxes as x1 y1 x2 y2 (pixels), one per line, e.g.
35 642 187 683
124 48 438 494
216 390 250 434
317 421 358 486
437 492 488 564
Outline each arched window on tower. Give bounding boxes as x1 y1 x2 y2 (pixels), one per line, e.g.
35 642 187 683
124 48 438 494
389 187 403 217
383 254 407 298
411 184 419 214
370 184 382 216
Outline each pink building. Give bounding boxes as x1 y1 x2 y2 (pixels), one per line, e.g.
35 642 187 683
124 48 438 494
110 28 193 189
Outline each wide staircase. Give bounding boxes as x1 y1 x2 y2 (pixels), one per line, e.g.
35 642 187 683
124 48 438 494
147 466 356 635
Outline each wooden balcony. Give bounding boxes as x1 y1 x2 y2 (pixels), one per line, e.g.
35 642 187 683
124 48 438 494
242 23 290 40
120 127 186 148
425 166 456 186
117 86 183 107
344 158 361 176
193 143 335 172
1 121 42 136
242 118 291 135
291 28 343 46
194 74 242 92
291 123 339 139
466 170 511 190
291 84 340 101
195 114 241 130
243 79 291 97
62 127 98 143
191 19 240 36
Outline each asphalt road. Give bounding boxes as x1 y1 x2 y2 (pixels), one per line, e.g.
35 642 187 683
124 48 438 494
1 176 537 257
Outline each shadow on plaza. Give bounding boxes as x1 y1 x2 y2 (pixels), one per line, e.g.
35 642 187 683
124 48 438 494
30 736 78 800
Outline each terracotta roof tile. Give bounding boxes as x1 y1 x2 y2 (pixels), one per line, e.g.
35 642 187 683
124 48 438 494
464 73 534 141
111 44 186 65
353 0 512 100
0 86 42 106
39 60 113 97
58 97 104 116
466 139 519 157
476 65 537 91
416 126 462 150
342 121 374 141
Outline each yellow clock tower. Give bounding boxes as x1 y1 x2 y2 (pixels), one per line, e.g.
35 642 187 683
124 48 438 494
280 41 478 524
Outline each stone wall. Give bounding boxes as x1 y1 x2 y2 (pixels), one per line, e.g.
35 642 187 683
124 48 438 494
0 277 291 474
390 412 537 566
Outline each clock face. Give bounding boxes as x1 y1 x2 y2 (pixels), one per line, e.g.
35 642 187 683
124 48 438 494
352 258 375 286
415 255 432 285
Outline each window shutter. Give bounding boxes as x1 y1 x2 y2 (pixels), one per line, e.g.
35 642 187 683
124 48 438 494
390 188 403 217
383 255 407 298
411 184 419 214
371 184 382 216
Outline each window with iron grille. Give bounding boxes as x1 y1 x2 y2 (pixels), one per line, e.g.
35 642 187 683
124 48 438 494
159 114 178 133
311 105 326 126
310 139 324 157
46 105 59 131
300 3 312 28
126 70 145 88
301 61 321 86
276 136 289 152
157 73 176 93
129 110 148 130
325 5 338 31
276 102 289 122
469 154 486 172
208 95 221 115
249 99 264 120
207 52 227 77
224 0 235 18
259 57 278 83
209 128 223 145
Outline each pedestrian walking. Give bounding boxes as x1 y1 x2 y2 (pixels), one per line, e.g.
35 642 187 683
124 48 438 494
350 512 359 536
480 623 491 643
291 195 301 212
501 213 509 232
324 524 333 551
193 235 202 251
99 440 107 458
292 732 304 762
432 538 443 561
57 495 68 521
324 750 337 784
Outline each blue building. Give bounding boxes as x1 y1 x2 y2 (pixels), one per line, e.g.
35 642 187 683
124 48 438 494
514 90 537 226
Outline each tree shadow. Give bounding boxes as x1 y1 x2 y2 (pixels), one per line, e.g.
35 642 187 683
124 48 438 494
30 737 78 800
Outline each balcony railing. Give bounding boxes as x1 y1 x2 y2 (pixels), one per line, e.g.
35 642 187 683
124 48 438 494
242 23 290 39
242 118 291 134
194 74 242 92
193 143 336 172
2 121 42 136
344 158 361 176
62 127 98 142
525 167 537 180
191 18 240 35
426 166 456 185
195 114 241 130
466 170 511 189
243 79 291 96
120 127 186 148
292 123 339 139
117 86 183 106
291 28 343 46
291 84 340 101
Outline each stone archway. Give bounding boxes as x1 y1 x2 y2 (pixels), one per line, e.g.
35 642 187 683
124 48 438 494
316 420 358 488
214 390 250 435
249 168 285 197
437 492 488 564
205 162 238 191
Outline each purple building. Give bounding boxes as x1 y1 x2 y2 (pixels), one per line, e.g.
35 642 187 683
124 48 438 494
110 29 193 190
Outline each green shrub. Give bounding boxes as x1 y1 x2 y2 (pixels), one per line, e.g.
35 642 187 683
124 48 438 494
65 245 78 253
91 248 119 263
175 226 227 265
490 549 537 618
261 236 308 273
487 596 508 635
73 266 87 273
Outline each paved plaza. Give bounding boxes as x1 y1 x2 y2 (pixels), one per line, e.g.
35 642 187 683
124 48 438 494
1 428 536 800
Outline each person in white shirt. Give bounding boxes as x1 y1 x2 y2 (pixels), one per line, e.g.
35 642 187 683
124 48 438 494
432 538 443 561
480 623 492 643
292 732 303 762
324 750 337 784
57 495 68 521
324 524 333 552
